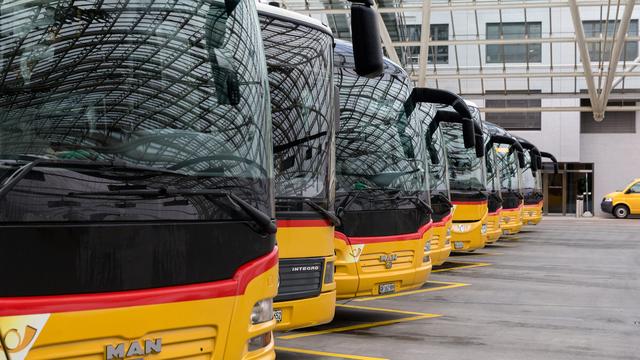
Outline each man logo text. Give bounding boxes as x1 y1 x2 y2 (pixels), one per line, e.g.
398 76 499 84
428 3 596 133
106 338 162 359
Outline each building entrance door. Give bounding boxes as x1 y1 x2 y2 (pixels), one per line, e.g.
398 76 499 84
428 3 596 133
542 163 594 215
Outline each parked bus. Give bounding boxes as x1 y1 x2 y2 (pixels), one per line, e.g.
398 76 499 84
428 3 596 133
438 107 488 252
0 0 279 358
415 103 453 266
466 102 502 244
485 123 527 236
332 41 433 298
258 4 338 331
515 136 557 225
481 127 504 244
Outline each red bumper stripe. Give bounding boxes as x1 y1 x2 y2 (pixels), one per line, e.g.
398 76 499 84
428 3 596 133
335 221 433 244
451 200 488 206
0 248 278 316
276 219 331 227
432 213 453 227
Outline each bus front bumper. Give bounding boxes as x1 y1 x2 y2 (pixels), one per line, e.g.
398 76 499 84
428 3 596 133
430 224 452 266
274 290 336 331
523 204 543 225
335 262 431 299
450 220 487 252
501 208 523 235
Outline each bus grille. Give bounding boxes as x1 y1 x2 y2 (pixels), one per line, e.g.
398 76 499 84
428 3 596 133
430 234 441 248
275 258 324 302
359 250 414 272
29 326 216 359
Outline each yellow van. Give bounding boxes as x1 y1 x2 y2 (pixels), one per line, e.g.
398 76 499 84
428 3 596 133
601 178 640 218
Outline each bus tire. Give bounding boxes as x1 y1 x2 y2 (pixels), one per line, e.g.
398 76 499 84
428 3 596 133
613 204 630 219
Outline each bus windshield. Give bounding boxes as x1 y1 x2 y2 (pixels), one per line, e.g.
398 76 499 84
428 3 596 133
0 0 273 222
484 129 501 192
521 151 539 191
442 119 486 192
333 42 429 200
418 104 449 198
260 13 335 212
496 145 521 191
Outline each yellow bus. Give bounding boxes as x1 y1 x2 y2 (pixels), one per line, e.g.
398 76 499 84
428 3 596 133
480 123 504 244
438 105 489 252
0 0 279 358
258 4 338 331
515 137 557 225
332 41 434 298
485 123 527 236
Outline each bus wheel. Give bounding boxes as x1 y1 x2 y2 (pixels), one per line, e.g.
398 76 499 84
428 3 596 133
613 204 629 219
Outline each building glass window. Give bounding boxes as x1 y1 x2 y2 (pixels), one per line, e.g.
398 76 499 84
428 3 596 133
583 20 638 62
580 99 637 133
486 22 542 63
485 91 542 130
406 24 449 64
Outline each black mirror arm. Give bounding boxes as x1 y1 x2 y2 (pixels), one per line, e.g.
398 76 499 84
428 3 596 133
540 151 559 174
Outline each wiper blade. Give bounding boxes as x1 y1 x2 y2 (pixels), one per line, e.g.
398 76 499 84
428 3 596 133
69 188 276 235
304 199 341 227
0 158 43 201
0 158 188 201
274 196 341 227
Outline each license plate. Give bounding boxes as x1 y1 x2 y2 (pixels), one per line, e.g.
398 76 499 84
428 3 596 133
379 283 395 294
273 309 282 323
454 241 464 249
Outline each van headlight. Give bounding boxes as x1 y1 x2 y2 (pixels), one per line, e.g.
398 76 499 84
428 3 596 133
250 299 273 325
481 224 487 234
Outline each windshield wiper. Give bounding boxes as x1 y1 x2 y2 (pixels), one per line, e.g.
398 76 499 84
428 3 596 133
0 159 43 201
0 158 188 201
275 196 341 227
304 199 341 227
69 188 276 234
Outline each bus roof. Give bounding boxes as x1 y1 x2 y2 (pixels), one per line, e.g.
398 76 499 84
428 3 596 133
256 2 332 36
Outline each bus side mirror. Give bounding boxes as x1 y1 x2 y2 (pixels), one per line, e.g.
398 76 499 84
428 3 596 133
517 152 526 168
475 134 485 158
350 0 383 77
462 120 475 149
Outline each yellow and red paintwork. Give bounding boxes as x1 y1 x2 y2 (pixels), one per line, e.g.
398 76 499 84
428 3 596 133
274 219 336 331
485 208 502 244
429 213 452 266
450 200 488 252
501 203 524 235
522 201 543 225
0 249 279 360
334 222 433 299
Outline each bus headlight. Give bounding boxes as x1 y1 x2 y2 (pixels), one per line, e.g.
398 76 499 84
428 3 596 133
604 197 612 202
250 299 273 325
324 261 334 284
481 224 487 234
248 331 272 352
446 228 451 237
424 242 431 253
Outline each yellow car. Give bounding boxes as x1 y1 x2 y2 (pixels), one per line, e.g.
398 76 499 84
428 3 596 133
601 178 640 218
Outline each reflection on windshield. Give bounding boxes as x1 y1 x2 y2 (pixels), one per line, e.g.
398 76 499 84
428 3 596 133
0 0 273 221
442 120 486 192
496 145 521 191
333 42 428 196
260 14 335 211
